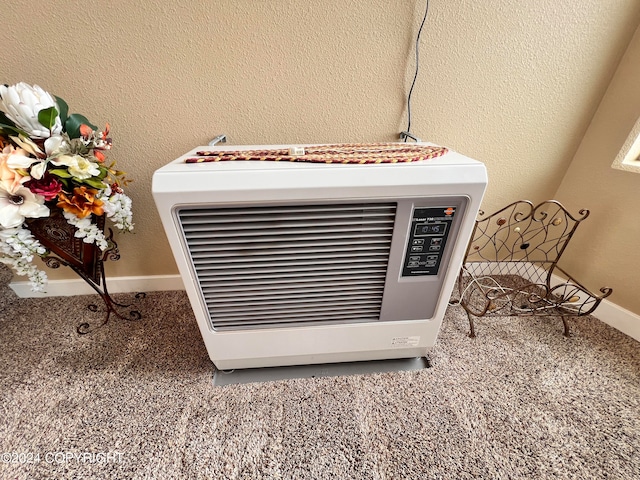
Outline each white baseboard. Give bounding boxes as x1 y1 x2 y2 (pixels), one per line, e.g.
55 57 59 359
11 271 639 342
9 274 184 298
545 269 639 342
591 300 640 343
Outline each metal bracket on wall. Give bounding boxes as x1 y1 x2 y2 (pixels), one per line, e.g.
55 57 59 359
400 131 422 142
208 134 227 146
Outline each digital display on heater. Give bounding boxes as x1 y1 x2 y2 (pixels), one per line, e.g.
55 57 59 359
414 222 447 237
402 207 456 277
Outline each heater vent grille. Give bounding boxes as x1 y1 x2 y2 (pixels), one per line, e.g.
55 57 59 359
178 203 397 331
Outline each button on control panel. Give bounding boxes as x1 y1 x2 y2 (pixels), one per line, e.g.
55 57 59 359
401 206 457 277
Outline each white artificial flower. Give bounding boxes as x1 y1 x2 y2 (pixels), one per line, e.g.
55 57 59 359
7 135 49 180
44 134 66 156
49 154 73 167
51 154 99 180
0 184 49 228
62 211 109 250
10 134 44 157
0 83 63 139
100 191 134 232
68 156 100 180
29 161 47 180
5 144 36 166
5 147 41 179
0 227 48 291
7 134 68 180
0 227 47 257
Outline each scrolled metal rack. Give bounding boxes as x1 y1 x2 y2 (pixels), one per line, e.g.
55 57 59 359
452 200 612 337
26 212 143 335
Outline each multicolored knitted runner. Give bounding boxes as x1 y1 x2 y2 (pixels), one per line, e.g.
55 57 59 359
185 143 448 164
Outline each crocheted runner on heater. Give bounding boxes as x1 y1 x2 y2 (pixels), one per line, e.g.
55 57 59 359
185 143 448 164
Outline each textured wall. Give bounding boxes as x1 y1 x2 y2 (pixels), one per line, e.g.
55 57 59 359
555 25 640 314
1 0 639 284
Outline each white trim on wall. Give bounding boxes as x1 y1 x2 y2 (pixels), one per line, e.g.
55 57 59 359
611 114 640 174
9 274 184 298
545 271 640 342
590 300 640 343
10 269 639 342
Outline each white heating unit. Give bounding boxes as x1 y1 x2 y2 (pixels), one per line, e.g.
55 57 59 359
152 144 487 370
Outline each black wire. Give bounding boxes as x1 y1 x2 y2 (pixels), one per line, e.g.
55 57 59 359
405 0 430 141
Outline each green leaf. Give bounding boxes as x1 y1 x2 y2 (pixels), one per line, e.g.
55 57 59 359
97 165 109 179
0 122 25 136
65 113 97 139
82 177 107 190
59 178 72 191
48 168 72 178
0 111 15 126
0 112 28 136
37 106 59 131
54 96 69 123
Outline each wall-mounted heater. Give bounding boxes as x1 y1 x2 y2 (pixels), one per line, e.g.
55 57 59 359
152 143 487 370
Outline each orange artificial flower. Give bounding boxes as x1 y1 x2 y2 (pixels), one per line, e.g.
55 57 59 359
93 150 105 163
56 186 104 218
79 124 93 138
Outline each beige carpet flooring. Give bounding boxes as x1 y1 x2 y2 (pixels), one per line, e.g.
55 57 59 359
0 265 639 479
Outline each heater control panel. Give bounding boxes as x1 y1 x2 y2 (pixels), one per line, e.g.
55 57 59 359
402 206 457 277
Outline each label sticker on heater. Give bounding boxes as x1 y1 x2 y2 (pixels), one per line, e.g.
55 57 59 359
401 206 457 277
391 336 420 347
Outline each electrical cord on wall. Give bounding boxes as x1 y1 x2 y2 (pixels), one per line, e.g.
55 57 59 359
401 0 430 143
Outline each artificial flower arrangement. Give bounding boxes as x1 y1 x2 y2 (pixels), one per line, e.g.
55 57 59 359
0 82 133 292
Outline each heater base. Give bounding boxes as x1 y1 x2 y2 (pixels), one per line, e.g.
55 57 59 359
212 356 431 386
